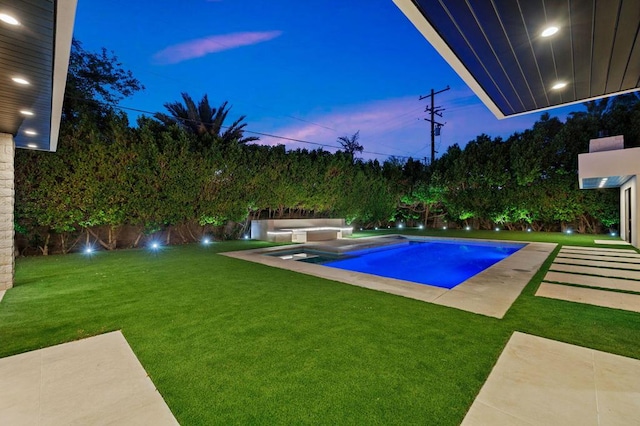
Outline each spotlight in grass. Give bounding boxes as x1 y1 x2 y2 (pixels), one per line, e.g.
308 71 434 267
610 232 617 237
398 223 404 229
442 226 447 230
374 227 379 231
202 237 211 245
527 228 532 232
418 224 424 230
150 242 160 251
359 227 363 231
84 247 93 254
565 229 572 234
495 227 500 231
387 226 390 229
465 226 471 231
243 235 249 240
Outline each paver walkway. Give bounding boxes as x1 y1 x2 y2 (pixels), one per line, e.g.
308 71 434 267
0 331 178 425
537 246 640 312
462 332 640 425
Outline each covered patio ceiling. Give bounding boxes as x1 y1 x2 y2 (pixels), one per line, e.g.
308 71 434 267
0 0 76 152
393 0 640 119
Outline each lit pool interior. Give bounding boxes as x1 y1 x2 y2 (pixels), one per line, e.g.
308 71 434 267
318 240 525 289
269 240 526 289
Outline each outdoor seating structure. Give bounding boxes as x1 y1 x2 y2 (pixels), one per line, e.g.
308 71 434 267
251 219 353 243
578 135 640 249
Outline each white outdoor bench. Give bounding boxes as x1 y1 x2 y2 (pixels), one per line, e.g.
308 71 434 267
251 219 353 243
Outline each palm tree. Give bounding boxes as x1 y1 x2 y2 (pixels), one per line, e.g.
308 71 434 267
154 93 259 147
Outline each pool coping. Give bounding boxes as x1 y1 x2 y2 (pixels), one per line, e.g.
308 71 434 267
222 236 557 319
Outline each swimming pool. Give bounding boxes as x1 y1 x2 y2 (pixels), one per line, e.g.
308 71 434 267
323 240 525 289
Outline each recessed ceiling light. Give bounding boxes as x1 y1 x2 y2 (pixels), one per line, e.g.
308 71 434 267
541 26 559 37
27 143 38 149
0 13 20 26
20 109 34 116
24 130 37 136
552 82 567 90
12 77 29 85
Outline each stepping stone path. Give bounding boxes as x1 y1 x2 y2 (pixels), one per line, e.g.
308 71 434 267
537 246 640 313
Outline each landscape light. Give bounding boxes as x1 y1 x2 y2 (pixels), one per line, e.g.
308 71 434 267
243 235 249 240
465 226 471 231
398 223 404 229
442 226 447 230
359 227 363 231
495 227 500 231
610 232 617 237
151 242 159 250
418 224 424 230
374 227 379 230
527 228 532 232
202 237 211 245
566 229 572 234
84 247 93 254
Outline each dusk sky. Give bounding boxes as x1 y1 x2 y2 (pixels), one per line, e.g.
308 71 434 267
73 0 584 161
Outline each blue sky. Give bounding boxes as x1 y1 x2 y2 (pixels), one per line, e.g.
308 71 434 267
73 0 583 161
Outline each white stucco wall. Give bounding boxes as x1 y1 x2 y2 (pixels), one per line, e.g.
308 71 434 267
0 133 14 290
620 176 638 247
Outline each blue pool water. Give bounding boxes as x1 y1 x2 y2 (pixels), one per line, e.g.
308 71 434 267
324 240 525 289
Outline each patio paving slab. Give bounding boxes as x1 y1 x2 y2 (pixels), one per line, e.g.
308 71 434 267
0 331 178 426
594 239 631 245
462 332 640 425
557 252 640 262
550 263 640 280
544 271 640 293
536 283 640 313
554 257 640 270
561 246 637 254
561 249 640 258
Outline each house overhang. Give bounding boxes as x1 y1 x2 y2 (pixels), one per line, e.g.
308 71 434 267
393 0 640 119
578 147 640 189
0 0 77 152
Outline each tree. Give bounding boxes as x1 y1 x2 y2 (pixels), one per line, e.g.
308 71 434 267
337 131 364 160
154 93 259 150
63 39 144 122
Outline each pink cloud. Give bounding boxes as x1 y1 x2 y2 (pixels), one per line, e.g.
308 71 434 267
154 31 283 65
255 89 564 161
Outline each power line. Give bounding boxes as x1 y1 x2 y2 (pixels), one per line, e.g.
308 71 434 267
66 96 414 160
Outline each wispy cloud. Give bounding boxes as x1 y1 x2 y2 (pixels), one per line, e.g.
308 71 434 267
255 90 553 161
154 31 283 65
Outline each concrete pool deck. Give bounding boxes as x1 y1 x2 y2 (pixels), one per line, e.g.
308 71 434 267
223 236 556 318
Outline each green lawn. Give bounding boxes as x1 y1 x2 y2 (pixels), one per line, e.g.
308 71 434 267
1 233 639 425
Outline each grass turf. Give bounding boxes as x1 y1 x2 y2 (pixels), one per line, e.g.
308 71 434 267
1 233 639 424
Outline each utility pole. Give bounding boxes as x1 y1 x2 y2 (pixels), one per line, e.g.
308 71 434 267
419 86 449 164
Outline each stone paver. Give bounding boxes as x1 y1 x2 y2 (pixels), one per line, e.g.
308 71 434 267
557 252 640 262
536 283 640 313
462 332 640 425
594 239 632 245
550 263 640 280
544 271 640 293
562 245 637 254
224 237 556 319
554 257 640 270
0 331 178 426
